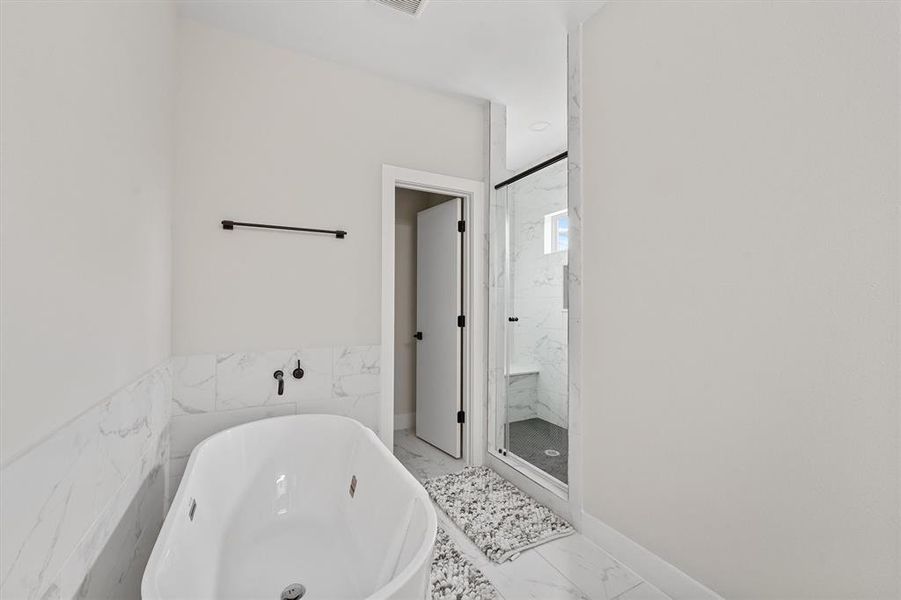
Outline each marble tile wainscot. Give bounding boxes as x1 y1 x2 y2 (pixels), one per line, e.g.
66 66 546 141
168 345 381 496
0 361 172 600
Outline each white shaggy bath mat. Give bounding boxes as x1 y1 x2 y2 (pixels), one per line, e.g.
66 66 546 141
424 466 574 563
430 528 498 600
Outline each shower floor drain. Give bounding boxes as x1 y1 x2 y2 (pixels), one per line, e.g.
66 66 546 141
280 583 306 600
544 449 561 457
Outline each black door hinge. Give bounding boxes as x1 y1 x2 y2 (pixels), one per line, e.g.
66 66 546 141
457 410 465 424
457 220 465 233
457 315 465 327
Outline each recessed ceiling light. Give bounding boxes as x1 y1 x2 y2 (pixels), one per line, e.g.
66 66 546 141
529 121 550 132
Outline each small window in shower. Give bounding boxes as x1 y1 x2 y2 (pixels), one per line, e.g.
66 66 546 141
543 209 569 255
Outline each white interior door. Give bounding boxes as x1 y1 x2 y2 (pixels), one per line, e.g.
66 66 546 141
415 198 462 458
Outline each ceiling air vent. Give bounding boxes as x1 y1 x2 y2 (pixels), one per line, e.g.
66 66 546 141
373 0 428 17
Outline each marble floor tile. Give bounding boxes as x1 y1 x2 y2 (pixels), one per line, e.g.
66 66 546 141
611 583 670 600
480 551 589 600
536 535 643 600
393 428 464 481
392 429 668 600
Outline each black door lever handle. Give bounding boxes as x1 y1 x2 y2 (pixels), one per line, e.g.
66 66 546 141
508 317 519 322
413 332 423 340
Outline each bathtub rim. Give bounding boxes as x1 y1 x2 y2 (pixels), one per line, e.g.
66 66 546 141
142 414 438 600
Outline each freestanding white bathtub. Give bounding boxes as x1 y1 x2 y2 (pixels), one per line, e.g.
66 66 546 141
142 415 437 600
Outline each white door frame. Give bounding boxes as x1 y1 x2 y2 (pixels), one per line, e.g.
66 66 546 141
380 165 486 466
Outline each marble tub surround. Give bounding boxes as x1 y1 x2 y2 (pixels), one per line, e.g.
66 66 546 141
171 345 379 415
217 348 334 409
170 354 216 414
167 345 381 496
66 454 166 600
0 361 172 600
169 403 296 460
171 348 333 414
332 345 380 397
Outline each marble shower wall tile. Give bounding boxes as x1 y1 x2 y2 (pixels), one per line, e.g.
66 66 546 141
489 102 517 184
567 29 584 519
488 145 571 448
507 159 569 432
0 361 171 600
507 372 539 422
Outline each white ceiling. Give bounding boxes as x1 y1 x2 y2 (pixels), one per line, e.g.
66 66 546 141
177 0 606 172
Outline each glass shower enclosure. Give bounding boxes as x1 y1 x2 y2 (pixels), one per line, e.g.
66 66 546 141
490 156 569 485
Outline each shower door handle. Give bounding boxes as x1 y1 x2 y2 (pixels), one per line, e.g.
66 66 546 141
507 317 519 322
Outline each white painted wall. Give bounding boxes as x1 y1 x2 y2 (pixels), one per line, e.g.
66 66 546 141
580 2 900 598
0 1 175 465
173 19 485 355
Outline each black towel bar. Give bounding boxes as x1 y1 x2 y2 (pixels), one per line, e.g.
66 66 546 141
221 220 346 239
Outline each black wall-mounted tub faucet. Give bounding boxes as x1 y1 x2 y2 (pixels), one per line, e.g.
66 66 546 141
273 370 285 396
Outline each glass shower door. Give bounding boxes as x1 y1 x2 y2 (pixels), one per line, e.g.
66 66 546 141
501 158 569 484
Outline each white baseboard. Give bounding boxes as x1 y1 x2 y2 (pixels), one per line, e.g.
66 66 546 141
394 412 414 431
580 510 723 600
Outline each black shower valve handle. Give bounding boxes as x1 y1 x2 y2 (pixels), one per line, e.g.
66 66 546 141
292 360 305 380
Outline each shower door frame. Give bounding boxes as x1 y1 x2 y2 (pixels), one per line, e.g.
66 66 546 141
380 165 486 467
488 154 571 502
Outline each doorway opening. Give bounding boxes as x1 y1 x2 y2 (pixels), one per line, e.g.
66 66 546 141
394 188 464 462
380 165 486 471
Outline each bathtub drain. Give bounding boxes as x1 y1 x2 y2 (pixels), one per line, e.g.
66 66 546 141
280 583 306 600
